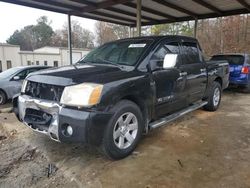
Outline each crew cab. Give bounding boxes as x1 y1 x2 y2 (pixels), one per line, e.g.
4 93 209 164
211 54 250 92
13 36 229 159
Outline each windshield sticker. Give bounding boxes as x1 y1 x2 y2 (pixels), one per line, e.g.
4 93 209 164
128 44 146 48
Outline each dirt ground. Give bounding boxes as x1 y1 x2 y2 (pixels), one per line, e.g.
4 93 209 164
0 89 250 188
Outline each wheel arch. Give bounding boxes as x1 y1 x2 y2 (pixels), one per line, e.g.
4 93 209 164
0 88 8 98
214 77 222 87
120 95 150 132
203 76 223 100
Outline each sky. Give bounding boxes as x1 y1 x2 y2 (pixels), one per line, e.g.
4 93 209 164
0 2 96 43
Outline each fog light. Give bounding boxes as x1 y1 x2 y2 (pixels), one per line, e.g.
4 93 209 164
66 125 73 136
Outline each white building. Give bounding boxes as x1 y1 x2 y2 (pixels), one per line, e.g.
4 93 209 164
0 43 91 71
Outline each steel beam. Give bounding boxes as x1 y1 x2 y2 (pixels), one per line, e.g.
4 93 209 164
194 19 198 38
192 0 222 15
80 0 133 13
124 2 177 21
152 0 197 18
67 14 73 65
237 0 250 11
136 0 142 36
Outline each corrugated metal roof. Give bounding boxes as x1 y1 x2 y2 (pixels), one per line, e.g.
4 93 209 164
1 0 249 26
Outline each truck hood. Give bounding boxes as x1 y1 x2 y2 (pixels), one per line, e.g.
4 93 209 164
26 64 140 86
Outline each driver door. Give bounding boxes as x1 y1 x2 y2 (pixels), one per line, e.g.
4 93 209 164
151 41 188 118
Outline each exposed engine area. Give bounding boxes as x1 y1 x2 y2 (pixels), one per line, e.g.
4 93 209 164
25 81 64 102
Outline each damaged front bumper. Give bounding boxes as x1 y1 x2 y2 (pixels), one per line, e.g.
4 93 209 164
13 95 113 145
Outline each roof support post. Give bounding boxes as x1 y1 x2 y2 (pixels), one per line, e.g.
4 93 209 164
67 14 73 65
194 18 198 38
129 26 132 37
136 0 142 36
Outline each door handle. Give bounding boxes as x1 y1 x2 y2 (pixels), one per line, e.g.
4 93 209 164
200 68 206 72
179 72 187 76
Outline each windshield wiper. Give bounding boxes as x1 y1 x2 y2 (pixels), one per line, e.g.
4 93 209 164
76 60 91 64
96 58 123 68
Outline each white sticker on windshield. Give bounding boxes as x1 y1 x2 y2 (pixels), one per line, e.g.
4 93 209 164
128 44 146 48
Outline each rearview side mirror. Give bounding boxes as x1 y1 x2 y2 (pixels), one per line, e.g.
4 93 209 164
13 76 20 81
163 54 178 69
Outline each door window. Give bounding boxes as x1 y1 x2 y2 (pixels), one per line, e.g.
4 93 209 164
15 68 41 80
181 42 200 65
15 70 28 80
151 42 180 69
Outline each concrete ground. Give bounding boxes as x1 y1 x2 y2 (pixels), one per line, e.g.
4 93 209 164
0 90 250 188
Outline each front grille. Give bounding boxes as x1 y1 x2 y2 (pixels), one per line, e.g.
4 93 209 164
25 81 64 102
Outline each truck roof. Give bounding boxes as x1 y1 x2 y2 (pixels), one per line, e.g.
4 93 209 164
115 35 198 43
212 53 249 57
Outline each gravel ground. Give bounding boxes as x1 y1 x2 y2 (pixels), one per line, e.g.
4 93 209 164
0 89 250 188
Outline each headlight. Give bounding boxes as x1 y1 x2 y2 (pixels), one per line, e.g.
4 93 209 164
60 83 103 107
21 79 28 93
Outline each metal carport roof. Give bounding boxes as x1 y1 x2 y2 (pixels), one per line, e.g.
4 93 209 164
1 0 250 27
1 0 249 64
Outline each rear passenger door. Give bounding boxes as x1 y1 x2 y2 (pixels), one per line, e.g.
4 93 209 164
180 41 207 104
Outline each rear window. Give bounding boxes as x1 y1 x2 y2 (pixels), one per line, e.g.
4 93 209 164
211 55 245 65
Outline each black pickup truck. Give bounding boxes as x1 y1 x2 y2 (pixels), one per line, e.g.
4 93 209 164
13 36 229 159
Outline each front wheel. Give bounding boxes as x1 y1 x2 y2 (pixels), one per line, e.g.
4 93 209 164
204 81 222 111
101 100 143 160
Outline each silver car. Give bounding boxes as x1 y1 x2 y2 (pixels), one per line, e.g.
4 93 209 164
0 66 51 104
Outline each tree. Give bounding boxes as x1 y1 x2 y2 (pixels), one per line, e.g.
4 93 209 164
32 16 54 48
51 20 94 49
95 22 117 46
151 21 193 36
95 21 129 46
111 24 129 39
197 15 250 57
7 16 54 50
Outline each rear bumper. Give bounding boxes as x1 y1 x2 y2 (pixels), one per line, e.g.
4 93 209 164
229 74 249 86
13 95 113 145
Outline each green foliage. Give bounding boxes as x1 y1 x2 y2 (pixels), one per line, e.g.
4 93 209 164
151 22 194 36
33 16 54 48
7 16 54 50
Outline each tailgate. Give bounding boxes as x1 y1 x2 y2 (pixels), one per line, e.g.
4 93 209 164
229 65 243 77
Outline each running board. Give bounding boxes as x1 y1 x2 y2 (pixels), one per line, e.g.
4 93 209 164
149 101 208 130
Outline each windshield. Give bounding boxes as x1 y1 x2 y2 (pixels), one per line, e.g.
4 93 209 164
211 55 245 65
0 67 21 79
79 39 153 66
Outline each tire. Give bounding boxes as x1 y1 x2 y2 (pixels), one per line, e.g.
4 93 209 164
204 81 222 111
0 90 7 105
101 100 143 160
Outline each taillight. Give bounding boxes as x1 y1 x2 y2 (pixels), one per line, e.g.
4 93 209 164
241 66 249 74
